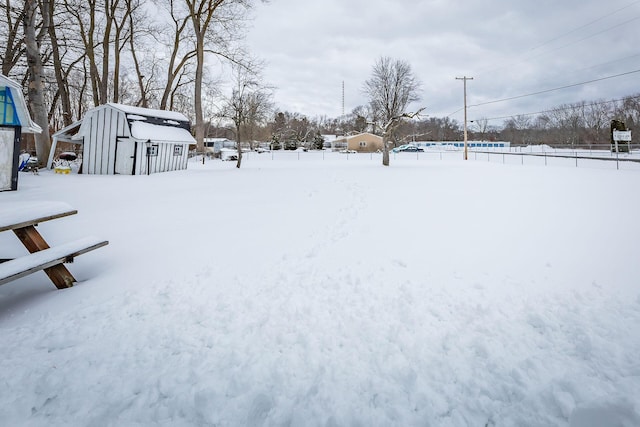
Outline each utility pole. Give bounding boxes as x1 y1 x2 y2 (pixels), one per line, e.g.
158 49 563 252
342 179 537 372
456 76 473 160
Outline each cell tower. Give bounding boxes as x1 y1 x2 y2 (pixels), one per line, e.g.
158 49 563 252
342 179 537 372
342 81 345 117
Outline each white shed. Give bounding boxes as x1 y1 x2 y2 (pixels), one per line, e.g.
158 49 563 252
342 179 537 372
48 103 195 175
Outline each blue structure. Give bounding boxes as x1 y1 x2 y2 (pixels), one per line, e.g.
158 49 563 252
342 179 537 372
415 141 511 149
0 75 41 191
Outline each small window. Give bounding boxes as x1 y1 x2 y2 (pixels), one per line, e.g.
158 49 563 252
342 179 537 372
147 144 159 156
173 144 183 156
0 88 19 126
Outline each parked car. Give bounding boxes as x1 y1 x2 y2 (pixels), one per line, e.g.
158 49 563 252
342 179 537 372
396 145 424 152
391 144 411 153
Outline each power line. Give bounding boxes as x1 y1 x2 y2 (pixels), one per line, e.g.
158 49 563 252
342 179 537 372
575 53 640 73
471 94 640 123
475 3 640 81
528 14 640 61
528 0 640 53
469 68 640 108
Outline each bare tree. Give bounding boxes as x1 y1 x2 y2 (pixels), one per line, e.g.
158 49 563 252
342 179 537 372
1 0 26 76
23 0 51 164
125 0 152 107
41 0 75 127
363 56 422 166
219 63 272 168
183 0 256 154
582 100 610 145
157 0 196 110
472 117 490 141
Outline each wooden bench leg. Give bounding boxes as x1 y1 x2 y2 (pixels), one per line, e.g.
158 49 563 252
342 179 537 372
13 226 76 289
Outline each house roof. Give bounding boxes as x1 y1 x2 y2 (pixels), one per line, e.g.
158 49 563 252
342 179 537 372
335 132 382 142
0 74 42 133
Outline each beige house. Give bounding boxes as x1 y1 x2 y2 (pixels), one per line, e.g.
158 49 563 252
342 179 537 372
334 132 384 153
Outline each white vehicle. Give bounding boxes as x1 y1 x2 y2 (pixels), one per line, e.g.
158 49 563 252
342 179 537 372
220 148 238 161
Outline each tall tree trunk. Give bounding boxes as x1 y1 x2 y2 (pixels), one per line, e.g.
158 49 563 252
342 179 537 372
128 5 147 108
43 0 73 127
236 122 242 168
193 32 205 153
382 136 390 166
23 0 51 165
100 0 114 104
83 0 101 106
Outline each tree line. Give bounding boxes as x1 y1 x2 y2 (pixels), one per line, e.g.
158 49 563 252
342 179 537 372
1 0 265 164
212 93 640 152
2 1 638 169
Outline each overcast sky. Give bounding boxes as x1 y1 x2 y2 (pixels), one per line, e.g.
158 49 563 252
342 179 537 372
244 0 640 125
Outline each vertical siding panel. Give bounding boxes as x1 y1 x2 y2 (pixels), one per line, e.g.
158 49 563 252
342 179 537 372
166 145 171 171
107 110 119 174
83 114 93 174
91 113 99 174
86 114 93 174
154 143 161 174
139 141 146 175
94 109 101 174
161 144 167 173
95 109 105 174
99 108 106 174
102 108 111 174
182 145 188 169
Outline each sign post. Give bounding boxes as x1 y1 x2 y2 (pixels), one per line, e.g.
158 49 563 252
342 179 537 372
613 130 632 153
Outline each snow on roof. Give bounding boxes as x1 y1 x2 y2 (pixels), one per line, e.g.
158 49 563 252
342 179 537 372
51 120 83 142
107 103 189 122
130 121 196 144
0 74 42 133
321 134 342 142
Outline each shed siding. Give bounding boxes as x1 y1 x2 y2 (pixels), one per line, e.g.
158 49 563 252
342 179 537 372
134 141 189 175
79 104 191 175
85 114 97 173
105 108 116 173
84 108 130 174
100 108 109 174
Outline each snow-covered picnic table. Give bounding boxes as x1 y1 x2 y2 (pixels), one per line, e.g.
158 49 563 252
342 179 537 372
0 201 108 288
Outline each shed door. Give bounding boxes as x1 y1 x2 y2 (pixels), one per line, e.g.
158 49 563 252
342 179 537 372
115 138 136 175
0 128 16 191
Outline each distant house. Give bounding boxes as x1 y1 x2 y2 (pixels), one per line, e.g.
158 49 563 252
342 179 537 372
333 133 384 153
0 74 42 191
48 103 195 175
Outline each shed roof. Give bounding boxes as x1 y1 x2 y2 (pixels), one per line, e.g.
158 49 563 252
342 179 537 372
106 103 189 123
0 74 42 133
130 121 196 144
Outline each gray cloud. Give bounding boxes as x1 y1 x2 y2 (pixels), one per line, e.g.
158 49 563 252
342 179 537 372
246 0 640 124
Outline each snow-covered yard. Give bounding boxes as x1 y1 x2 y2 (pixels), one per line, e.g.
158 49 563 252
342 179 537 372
1 153 639 426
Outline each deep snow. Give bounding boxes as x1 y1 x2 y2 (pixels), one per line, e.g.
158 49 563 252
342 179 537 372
1 152 639 426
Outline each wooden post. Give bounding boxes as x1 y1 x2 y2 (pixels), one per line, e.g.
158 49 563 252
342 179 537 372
13 226 75 288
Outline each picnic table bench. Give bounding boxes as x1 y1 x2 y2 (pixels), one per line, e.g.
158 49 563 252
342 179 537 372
0 201 108 288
